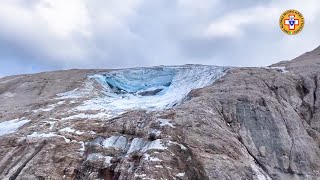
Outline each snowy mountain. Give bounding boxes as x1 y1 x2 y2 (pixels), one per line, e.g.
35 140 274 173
0 46 320 179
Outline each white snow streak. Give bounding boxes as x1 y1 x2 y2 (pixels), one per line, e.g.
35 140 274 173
62 112 112 120
3 92 15 98
27 132 71 143
102 136 128 150
0 118 30 136
32 104 56 112
127 138 167 154
86 153 113 167
158 119 175 128
60 127 84 135
250 163 272 180
144 153 162 162
176 173 185 177
270 66 289 73
168 141 187 150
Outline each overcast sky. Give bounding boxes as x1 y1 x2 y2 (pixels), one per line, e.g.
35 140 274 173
0 0 320 77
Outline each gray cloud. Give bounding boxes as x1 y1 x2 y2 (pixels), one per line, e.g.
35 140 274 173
0 0 320 76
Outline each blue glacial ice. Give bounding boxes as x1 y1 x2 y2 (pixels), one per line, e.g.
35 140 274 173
94 67 175 95
74 65 230 117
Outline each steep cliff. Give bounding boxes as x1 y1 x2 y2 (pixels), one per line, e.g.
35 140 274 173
0 46 320 180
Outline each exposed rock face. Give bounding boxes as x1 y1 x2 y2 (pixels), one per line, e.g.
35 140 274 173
1 46 320 180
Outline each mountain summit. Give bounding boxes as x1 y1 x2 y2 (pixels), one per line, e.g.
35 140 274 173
0 47 320 179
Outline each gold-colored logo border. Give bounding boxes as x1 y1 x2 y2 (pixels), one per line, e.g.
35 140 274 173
279 9 305 35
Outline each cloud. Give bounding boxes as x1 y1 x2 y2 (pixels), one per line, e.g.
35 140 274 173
0 0 91 64
204 6 279 38
0 0 151 69
177 0 320 66
35 0 91 37
0 0 320 77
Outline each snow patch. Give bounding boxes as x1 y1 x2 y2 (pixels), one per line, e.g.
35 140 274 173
27 132 71 143
250 163 272 180
57 88 81 99
3 92 15 98
144 153 162 162
168 141 187 150
0 118 30 136
33 104 56 112
176 173 185 177
86 153 113 167
87 153 104 161
56 81 94 99
158 119 175 128
57 101 65 105
148 128 162 137
270 66 289 73
134 174 147 178
79 141 85 151
127 138 167 154
60 127 84 135
102 136 128 150
28 132 56 138
104 156 113 165
263 66 289 73
62 112 112 120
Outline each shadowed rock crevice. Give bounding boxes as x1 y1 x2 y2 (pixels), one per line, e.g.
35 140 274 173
235 101 289 177
237 135 272 178
9 141 47 180
313 75 318 110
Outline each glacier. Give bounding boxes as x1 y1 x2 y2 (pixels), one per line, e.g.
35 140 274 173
60 65 230 120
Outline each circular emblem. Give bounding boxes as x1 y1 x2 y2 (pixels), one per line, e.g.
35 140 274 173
279 9 304 35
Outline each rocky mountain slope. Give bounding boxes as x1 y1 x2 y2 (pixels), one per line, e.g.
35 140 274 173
0 46 320 180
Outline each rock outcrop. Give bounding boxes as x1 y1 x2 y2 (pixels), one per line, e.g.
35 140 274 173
1 46 320 180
